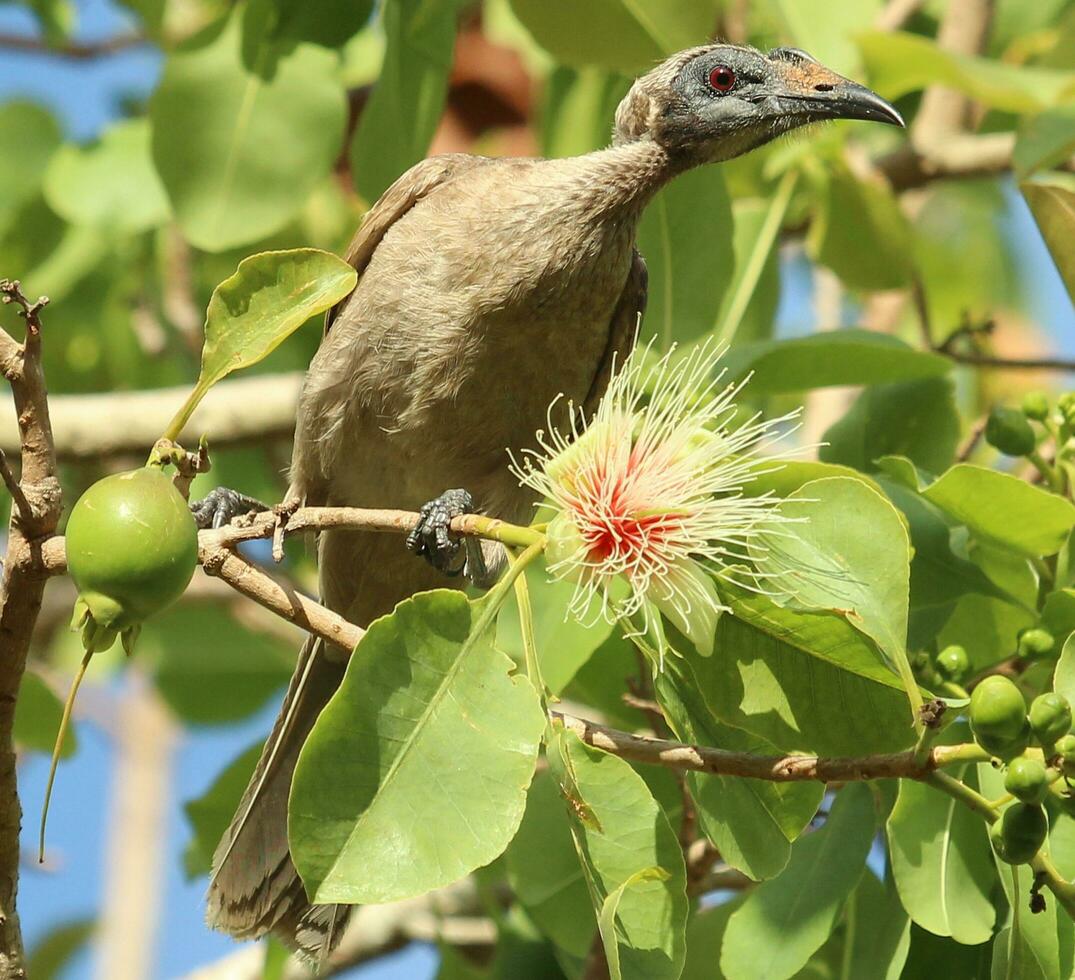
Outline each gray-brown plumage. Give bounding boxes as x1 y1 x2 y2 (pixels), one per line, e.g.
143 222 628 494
202 42 902 959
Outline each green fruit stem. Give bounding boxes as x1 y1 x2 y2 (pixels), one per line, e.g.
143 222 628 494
1029 449 1064 493
39 649 93 863
161 379 213 446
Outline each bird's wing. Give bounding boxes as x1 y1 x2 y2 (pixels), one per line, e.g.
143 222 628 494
581 248 648 419
325 153 494 333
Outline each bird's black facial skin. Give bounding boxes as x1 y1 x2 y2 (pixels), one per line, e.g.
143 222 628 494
661 45 903 162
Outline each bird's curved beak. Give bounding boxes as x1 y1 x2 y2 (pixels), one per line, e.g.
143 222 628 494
768 56 905 128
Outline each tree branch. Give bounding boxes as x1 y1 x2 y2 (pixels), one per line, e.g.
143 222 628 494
0 373 302 461
875 0 927 31
0 31 148 59
0 279 61 978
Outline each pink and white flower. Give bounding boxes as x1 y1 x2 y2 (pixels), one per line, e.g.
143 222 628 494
511 340 800 660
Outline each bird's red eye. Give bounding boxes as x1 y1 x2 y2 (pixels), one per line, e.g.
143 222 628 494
708 66 737 92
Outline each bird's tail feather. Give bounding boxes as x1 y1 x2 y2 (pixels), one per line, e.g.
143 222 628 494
206 635 351 961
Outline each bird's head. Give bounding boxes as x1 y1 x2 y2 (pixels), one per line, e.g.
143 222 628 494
614 44 904 162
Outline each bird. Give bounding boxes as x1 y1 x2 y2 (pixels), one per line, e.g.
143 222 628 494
196 41 903 960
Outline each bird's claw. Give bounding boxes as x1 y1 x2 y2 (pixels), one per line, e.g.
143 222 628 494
407 489 476 577
190 487 270 530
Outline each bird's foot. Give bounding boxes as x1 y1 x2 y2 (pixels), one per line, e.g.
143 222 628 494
406 489 487 582
190 487 270 530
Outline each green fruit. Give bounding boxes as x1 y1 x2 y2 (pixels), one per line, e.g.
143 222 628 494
1004 756 1050 804
1022 392 1050 422
970 675 1027 747
994 803 1049 864
66 467 198 649
985 406 1037 457
935 644 969 681
1029 693 1073 745
1018 628 1056 660
1057 734 1075 764
977 722 1032 761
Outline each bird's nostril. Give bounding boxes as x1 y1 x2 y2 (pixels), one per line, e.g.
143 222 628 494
814 83 835 92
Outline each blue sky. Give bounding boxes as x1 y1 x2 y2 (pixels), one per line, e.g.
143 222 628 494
2 1 1073 978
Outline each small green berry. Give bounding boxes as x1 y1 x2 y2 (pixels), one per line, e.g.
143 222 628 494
1056 734 1075 766
994 803 1049 865
1022 392 1050 422
985 406 1037 457
1029 693 1072 746
935 644 970 682
1004 756 1050 804
1018 628 1056 660
970 675 1027 748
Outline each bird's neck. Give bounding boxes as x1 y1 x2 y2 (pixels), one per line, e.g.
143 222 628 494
582 139 688 217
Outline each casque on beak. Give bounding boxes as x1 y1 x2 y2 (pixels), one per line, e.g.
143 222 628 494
767 51 905 128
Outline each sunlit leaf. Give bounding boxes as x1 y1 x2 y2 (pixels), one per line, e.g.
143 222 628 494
770 0 880 74
548 726 688 980
26 917 95 980
0 102 62 236
290 590 545 904
1015 106 1075 177
921 463 1075 558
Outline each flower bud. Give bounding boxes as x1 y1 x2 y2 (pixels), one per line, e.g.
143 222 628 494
1022 392 1050 422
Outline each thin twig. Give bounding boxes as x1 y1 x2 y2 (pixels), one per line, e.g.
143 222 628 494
875 0 927 31
942 350 1075 373
0 450 30 523
957 417 988 462
0 30 148 58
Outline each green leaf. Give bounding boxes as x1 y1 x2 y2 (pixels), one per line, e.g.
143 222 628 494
171 248 356 435
886 733 996 945
506 770 595 958
699 582 916 756
722 330 949 396
507 0 719 73
541 67 631 159
1015 106 1075 177
638 166 734 350
656 660 822 882
496 557 615 694
0 102 62 236
1022 180 1075 306
857 30 1075 112
43 120 170 234
682 898 744 980
921 464 1075 558
290 589 545 904
821 377 960 474
1055 633 1075 705
15 670 77 759
599 867 671 980
350 0 459 203
548 726 688 980
937 594 1035 671
182 740 263 879
881 480 1013 616
26 917 95 980
720 783 875 980
754 477 911 672
809 165 914 291
716 176 795 345
841 871 912 980
242 0 375 68
150 12 347 251
769 0 880 74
